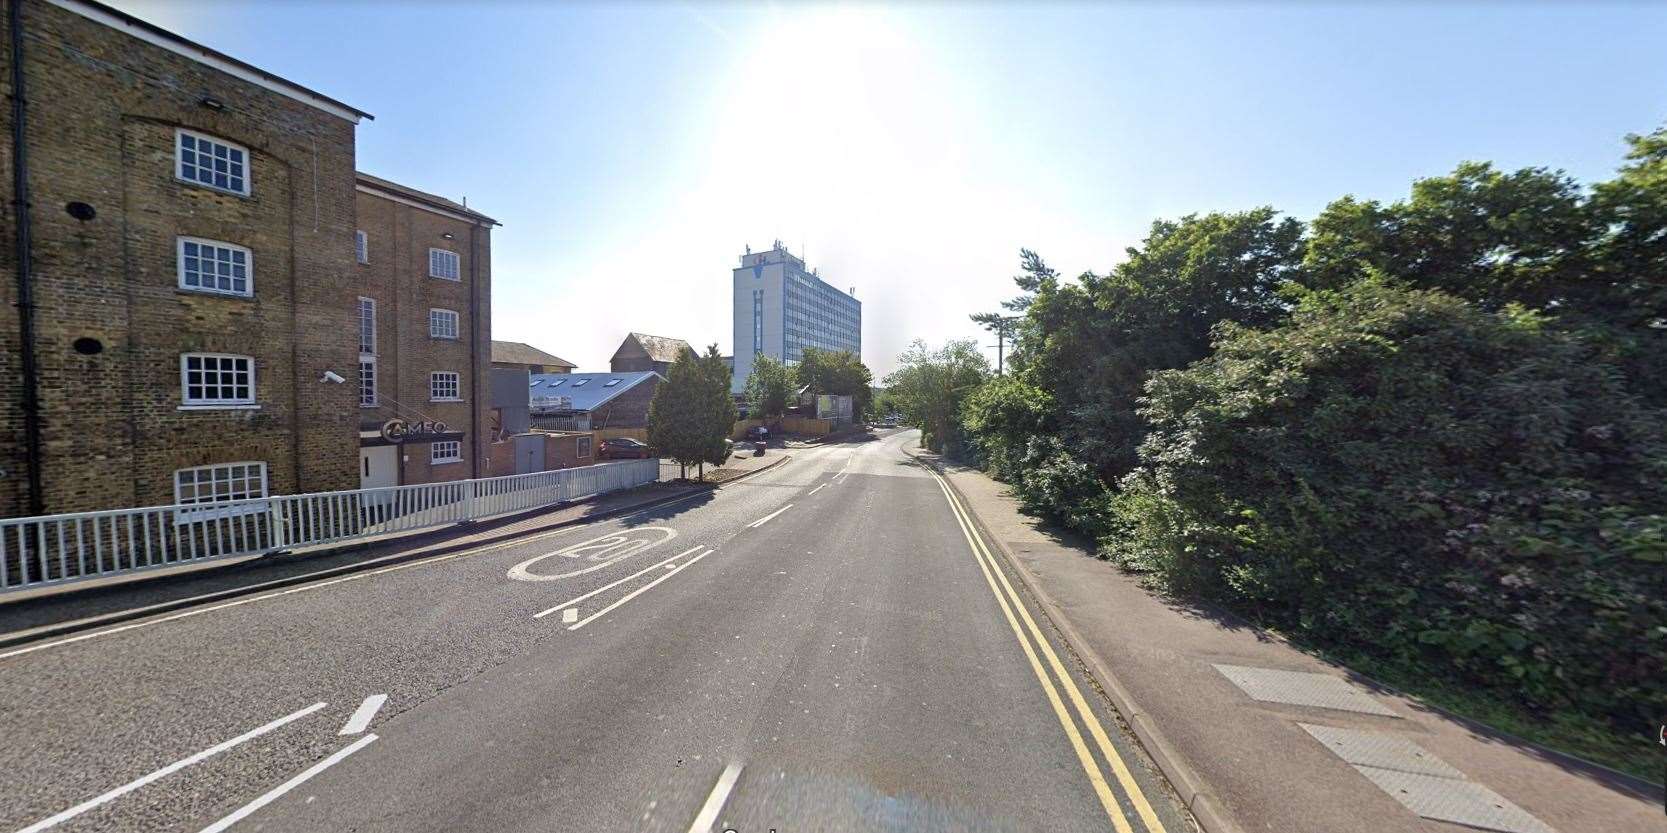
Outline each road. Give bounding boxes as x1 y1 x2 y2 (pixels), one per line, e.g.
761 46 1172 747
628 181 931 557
0 429 1192 833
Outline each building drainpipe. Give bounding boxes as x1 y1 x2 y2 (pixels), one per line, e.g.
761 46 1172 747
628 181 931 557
467 221 480 479
9 0 44 516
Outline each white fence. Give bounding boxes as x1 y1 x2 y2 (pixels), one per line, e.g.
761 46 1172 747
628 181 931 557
0 459 660 594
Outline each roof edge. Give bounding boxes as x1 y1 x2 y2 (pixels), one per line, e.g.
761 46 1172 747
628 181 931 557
48 0 373 123
357 173 500 226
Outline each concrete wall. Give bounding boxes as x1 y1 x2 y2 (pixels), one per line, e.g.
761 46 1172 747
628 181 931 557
489 367 530 436
0 0 362 514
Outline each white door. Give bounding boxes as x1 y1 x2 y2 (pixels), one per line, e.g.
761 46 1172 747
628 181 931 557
360 445 398 491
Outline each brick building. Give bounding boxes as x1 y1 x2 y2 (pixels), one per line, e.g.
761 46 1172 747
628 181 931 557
353 174 496 490
491 340 574 375
0 0 372 516
609 332 693 375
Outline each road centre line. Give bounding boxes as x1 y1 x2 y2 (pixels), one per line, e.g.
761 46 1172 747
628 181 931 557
15 702 327 833
534 545 705 619
568 548 714 631
686 762 744 833
931 471 1168 833
0 483 735 662
746 504 793 528
195 733 378 833
808 484 826 495
338 694 387 736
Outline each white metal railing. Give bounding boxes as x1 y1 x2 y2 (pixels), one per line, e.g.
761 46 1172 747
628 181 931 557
0 458 660 593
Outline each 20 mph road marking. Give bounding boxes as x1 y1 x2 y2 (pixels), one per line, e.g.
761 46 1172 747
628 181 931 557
687 762 744 833
338 694 387 736
15 702 327 833
746 504 793 528
195 734 378 833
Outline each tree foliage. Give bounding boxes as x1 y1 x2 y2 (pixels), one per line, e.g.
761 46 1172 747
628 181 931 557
884 339 988 452
795 348 874 419
744 354 793 419
648 345 735 478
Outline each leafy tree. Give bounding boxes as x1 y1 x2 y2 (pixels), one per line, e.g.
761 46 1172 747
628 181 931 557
648 345 735 480
884 339 989 452
958 375 1052 479
743 355 793 420
795 348 874 419
1110 280 1666 766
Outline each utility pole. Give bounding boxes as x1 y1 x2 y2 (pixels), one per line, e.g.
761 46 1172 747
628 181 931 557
977 315 1021 375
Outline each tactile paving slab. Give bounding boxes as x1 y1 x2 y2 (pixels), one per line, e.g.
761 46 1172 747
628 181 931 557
1212 664 1398 716
1354 765 1556 833
1299 723 1464 777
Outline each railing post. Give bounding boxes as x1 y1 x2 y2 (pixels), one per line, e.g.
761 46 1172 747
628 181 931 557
466 478 480 522
267 500 286 550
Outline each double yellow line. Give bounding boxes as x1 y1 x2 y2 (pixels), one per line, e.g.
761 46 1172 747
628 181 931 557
929 469 1168 833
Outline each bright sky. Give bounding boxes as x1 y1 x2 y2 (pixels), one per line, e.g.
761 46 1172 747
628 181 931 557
114 1 1667 378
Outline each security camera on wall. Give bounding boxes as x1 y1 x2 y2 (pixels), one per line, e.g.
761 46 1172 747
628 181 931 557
320 370 346 384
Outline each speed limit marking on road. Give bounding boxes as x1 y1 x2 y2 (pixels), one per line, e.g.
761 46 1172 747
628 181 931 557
506 527 677 582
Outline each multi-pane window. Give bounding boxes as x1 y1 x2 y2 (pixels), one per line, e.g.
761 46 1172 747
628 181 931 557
359 358 377 407
430 371 461 401
176 129 248 195
429 308 459 339
178 237 251 296
431 440 461 464
180 354 254 406
356 230 369 264
174 462 268 510
428 248 460 280
358 297 376 355
577 436 593 457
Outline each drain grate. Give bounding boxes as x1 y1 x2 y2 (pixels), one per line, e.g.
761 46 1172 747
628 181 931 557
1299 724 1463 778
1353 765 1556 833
1211 664 1398 716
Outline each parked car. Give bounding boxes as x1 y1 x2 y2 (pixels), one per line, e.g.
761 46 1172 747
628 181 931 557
745 425 770 442
598 437 655 459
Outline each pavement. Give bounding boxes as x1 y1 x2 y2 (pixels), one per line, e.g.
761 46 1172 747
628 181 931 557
0 429 1193 833
914 447 1665 833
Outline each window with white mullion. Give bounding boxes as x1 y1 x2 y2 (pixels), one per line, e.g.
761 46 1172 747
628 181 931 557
428 248 460 280
176 129 249 195
429 308 459 340
431 440 461 464
358 297 376 355
430 371 461 401
180 353 255 406
359 357 377 407
355 230 369 264
178 237 252 296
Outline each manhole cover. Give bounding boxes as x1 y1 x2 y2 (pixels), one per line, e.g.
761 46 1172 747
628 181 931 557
1212 664 1398 716
1353 765 1556 833
1299 724 1463 777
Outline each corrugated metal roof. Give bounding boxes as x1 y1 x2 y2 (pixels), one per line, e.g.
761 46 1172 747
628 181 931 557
529 371 661 412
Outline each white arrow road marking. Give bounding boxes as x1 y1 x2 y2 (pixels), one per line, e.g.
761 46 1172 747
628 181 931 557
687 762 744 833
338 695 387 736
195 734 378 833
15 702 327 833
569 548 714 631
534 545 705 619
746 504 793 528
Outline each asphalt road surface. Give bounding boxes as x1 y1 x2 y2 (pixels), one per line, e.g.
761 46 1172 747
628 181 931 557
0 429 1193 833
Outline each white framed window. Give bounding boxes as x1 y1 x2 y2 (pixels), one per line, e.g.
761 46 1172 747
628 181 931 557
355 230 369 264
428 248 460 280
177 237 251 296
431 440 461 464
430 371 461 401
173 461 268 521
359 357 377 407
180 353 255 407
358 297 376 355
429 308 459 339
176 129 249 195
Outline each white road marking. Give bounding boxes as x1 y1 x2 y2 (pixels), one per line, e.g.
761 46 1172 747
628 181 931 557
569 548 714 631
195 734 378 833
533 545 705 619
338 694 387 736
561 608 579 624
507 527 678 582
686 762 744 833
15 702 327 833
808 484 826 495
746 504 793 528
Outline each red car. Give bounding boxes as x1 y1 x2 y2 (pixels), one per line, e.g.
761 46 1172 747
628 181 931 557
598 437 656 459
